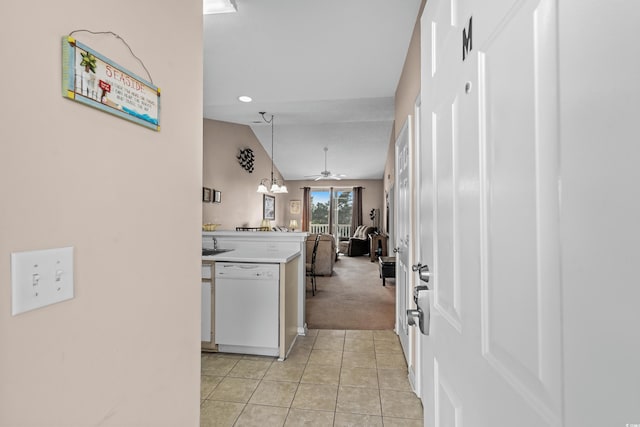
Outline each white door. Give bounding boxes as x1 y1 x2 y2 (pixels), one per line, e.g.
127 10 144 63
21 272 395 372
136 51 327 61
395 117 413 359
419 0 564 425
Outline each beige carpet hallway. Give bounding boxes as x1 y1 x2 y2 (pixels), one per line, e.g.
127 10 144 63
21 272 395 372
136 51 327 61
306 254 396 330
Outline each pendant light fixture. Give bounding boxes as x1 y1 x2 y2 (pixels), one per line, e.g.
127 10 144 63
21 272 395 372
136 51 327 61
256 112 288 194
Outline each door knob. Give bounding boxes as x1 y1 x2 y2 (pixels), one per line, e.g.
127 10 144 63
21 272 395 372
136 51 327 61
411 263 430 283
407 309 421 327
407 289 431 335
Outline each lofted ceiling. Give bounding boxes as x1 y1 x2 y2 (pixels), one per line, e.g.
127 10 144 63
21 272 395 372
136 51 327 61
203 0 422 181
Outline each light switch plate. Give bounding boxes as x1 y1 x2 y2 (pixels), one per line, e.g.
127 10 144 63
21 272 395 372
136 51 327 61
11 247 74 315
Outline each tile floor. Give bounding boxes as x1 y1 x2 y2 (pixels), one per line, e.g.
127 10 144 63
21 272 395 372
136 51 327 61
201 329 423 426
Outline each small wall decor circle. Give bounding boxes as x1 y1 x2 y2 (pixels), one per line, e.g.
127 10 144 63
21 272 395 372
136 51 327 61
237 148 255 173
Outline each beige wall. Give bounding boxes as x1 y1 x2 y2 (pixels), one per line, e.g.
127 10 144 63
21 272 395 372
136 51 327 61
203 119 287 229
383 0 426 235
282 180 384 231
0 1 202 425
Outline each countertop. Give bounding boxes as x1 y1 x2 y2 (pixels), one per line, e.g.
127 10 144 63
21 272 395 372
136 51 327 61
202 248 301 264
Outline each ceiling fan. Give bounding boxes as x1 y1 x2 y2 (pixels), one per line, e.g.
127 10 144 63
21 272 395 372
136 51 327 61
305 147 346 181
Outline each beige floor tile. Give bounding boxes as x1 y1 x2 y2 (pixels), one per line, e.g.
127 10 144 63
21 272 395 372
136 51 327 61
200 400 245 427
333 412 383 427
306 329 320 337
201 356 239 376
317 329 346 338
341 351 376 369
344 338 375 353
336 385 381 416
307 349 343 367
377 369 412 392
301 364 340 385
372 330 398 342
284 408 335 426
313 335 345 351
339 367 378 388
234 404 288 427
291 383 338 412
380 389 423 419
294 335 317 350
345 330 374 340
201 375 224 399
248 380 298 407
284 346 312 365
208 377 260 403
375 352 408 370
374 339 403 354
263 362 306 382
383 417 424 426
200 330 424 426
228 359 273 379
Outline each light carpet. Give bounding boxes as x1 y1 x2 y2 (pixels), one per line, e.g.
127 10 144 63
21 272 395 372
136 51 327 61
305 254 396 330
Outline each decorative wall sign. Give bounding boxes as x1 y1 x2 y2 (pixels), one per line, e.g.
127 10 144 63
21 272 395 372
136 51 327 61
237 148 255 173
61 36 161 131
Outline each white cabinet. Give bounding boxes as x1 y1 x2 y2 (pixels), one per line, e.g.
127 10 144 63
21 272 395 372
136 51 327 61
201 261 216 351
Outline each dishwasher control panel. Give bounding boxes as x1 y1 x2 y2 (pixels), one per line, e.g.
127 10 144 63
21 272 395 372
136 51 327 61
215 262 279 280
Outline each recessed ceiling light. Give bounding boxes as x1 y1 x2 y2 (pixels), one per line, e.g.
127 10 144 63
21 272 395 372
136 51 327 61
238 95 252 103
203 0 237 15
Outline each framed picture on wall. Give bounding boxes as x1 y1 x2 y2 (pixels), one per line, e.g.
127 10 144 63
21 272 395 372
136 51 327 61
263 194 275 220
289 200 301 215
202 187 212 203
213 190 221 203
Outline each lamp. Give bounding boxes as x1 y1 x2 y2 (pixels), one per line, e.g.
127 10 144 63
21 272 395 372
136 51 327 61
256 112 288 194
289 219 298 231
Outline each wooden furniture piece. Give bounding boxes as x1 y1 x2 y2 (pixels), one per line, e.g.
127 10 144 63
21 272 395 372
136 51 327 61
305 234 321 296
369 234 388 262
378 256 396 286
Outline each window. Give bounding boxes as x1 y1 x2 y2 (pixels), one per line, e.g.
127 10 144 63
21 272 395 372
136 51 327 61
309 188 353 238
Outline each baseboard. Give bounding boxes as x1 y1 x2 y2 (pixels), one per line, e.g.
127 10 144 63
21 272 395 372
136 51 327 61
408 365 421 398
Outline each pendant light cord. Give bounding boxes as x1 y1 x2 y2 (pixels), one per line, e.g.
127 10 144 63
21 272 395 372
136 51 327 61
260 112 275 184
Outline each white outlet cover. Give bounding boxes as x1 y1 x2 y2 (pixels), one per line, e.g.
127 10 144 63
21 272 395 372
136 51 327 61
11 247 74 315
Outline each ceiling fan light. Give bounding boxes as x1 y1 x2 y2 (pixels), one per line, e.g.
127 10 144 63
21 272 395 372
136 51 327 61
270 183 280 192
257 183 268 193
278 184 288 193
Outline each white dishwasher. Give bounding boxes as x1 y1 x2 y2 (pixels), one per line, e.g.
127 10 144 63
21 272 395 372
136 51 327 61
214 262 280 356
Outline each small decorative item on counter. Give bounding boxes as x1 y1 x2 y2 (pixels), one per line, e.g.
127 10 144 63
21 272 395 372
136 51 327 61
202 223 220 231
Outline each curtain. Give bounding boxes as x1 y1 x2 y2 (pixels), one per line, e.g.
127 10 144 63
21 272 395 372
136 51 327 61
351 186 363 236
302 187 311 232
329 187 335 236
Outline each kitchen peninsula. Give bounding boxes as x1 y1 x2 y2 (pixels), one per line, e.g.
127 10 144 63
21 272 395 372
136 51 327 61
201 231 307 361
